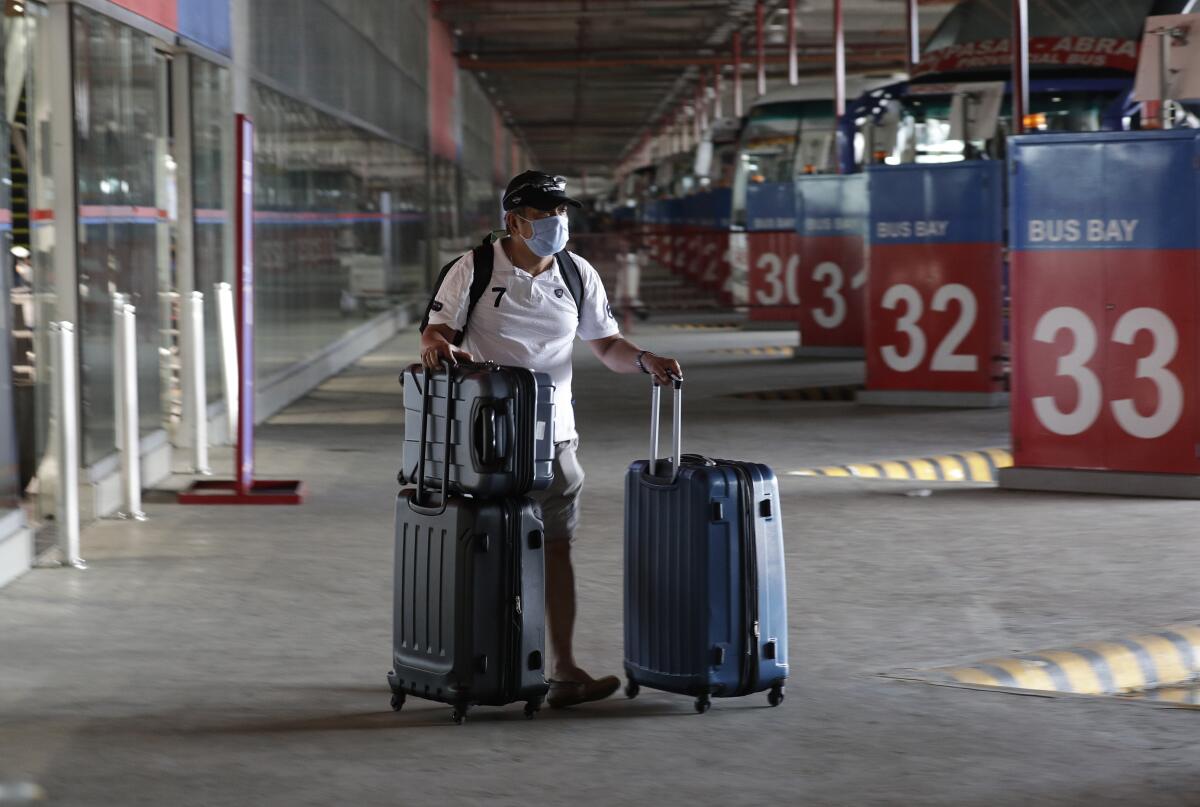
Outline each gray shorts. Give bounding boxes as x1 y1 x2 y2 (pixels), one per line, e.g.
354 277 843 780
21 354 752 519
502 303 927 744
529 438 585 544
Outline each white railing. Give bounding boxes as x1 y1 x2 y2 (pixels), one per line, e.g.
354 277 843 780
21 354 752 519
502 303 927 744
50 321 83 569
215 281 238 442
113 298 145 521
185 291 212 475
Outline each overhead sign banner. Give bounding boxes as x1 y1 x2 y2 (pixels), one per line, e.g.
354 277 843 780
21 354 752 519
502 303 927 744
914 36 1140 77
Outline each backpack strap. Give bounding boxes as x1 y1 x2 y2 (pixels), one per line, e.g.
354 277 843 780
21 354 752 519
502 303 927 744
555 250 585 319
420 236 584 346
419 234 497 347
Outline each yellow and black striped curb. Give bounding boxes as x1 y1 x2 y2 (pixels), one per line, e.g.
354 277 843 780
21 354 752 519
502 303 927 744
896 624 1200 697
708 345 797 358
667 322 743 331
789 448 1012 483
1127 684 1200 706
730 384 863 402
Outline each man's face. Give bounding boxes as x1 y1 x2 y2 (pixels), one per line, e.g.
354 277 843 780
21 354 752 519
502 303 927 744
508 205 568 241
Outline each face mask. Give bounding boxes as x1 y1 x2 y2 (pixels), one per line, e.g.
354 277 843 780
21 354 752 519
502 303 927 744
516 213 569 257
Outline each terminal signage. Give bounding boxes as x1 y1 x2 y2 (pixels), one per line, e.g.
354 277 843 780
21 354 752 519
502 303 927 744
791 175 868 348
1009 130 1200 474
866 161 1005 395
746 182 802 322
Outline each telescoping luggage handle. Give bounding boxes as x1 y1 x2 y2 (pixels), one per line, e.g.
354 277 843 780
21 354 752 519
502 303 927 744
648 375 683 483
413 360 454 516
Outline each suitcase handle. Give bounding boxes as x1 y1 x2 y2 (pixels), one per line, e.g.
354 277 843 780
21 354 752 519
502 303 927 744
648 376 683 483
476 403 500 468
413 360 454 516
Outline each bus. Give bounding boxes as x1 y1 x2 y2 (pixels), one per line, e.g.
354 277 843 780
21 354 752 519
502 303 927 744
851 0 1196 164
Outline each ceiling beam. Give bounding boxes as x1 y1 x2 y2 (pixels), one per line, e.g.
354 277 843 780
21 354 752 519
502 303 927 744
461 49 905 71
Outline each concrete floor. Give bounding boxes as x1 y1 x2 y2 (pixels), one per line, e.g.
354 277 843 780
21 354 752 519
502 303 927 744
4 323 1200 806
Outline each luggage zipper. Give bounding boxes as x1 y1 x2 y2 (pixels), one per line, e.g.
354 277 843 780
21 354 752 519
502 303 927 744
729 463 760 696
516 370 535 490
503 499 523 701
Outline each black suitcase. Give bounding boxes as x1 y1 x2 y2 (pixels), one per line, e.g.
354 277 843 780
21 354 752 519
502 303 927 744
399 361 555 498
388 365 549 724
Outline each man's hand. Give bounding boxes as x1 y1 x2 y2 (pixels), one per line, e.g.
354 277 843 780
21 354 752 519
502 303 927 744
642 353 683 387
421 340 474 369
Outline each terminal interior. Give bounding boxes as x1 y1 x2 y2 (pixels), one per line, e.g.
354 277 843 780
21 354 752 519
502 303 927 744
4 0 1200 804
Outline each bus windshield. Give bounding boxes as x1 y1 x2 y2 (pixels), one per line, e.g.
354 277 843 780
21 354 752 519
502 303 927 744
883 87 1123 163
732 100 835 225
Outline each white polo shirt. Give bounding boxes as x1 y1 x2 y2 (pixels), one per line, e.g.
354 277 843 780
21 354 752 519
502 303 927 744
426 241 620 442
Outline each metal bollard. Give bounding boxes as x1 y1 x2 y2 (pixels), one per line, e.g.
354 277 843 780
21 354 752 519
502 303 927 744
114 301 146 521
186 291 211 475
51 321 84 569
215 281 238 442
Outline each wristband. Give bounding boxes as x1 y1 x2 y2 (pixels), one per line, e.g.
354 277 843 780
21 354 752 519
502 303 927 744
635 350 651 374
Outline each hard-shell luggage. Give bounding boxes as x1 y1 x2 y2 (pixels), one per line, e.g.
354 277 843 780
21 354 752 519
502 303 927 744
623 379 789 713
399 361 555 498
388 364 549 724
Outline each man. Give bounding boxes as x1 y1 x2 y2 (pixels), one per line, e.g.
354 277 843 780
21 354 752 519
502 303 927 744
420 171 683 709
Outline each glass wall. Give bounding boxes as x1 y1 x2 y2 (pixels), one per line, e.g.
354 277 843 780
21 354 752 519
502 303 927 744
27 8 54 522
0 17 18 514
190 56 232 404
459 74 498 238
252 83 427 382
72 6 169 464
249 0 428 153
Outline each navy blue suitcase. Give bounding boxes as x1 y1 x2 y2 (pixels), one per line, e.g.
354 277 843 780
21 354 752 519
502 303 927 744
623 379 788 712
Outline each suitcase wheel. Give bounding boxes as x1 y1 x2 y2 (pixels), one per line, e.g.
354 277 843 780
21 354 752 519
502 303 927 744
694 695 711 715
390 693 406 712
523 699 542 719
451 705 469 725
768 684 785 708
624 679 640 699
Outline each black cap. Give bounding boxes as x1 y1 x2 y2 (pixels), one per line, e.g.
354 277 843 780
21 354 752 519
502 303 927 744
502 171 582 212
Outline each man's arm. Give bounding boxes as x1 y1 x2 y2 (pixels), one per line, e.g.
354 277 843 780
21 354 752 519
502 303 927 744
588 334 682 387
420 324 474 368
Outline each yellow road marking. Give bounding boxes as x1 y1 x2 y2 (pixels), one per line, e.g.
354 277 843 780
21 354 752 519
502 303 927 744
788 449 1010 484
961 451 994 481
908 459 939 481
1082 641 1148 692
1035 649 1105 694
902 624 1200 698
945 667 1004 687
933 456 967 481
988 657 1058 692
1132 634 1192 684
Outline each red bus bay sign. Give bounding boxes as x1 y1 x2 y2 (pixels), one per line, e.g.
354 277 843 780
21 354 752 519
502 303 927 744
913 37 1140 77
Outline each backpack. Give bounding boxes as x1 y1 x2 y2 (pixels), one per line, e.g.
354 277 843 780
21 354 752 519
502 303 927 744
419 232 585 347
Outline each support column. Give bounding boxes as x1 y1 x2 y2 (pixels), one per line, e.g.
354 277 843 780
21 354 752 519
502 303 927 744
1012 0 1030 133
47 3 77 327
733 31 744 117
905 0 921 74
834 0 846 173
787 0 798 86
756 1 766 97
231 0 251 117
